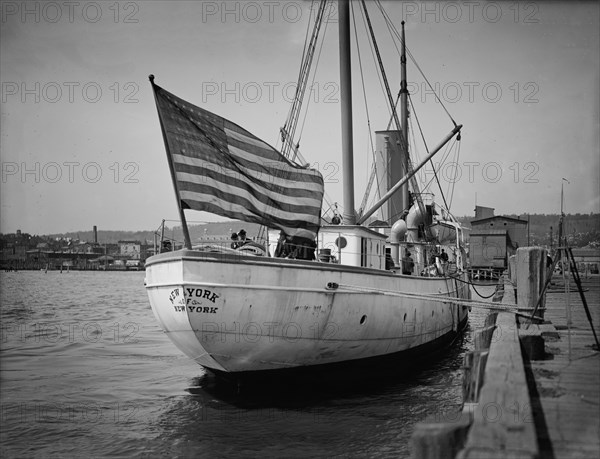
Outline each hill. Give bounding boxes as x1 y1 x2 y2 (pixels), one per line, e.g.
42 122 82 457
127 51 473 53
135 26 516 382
12 214 600 248
45 221 263 245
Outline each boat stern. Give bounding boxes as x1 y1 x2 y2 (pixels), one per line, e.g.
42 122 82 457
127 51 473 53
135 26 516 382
145 251 227 371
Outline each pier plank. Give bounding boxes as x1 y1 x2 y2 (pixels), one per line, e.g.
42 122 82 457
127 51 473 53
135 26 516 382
413 268 598 459
527 275 600 458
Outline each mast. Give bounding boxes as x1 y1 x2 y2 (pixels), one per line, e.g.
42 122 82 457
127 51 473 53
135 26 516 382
360 4 424 225
339 0 356 224
399 21 409 212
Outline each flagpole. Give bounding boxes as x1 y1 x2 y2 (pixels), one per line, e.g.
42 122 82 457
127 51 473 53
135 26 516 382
149 75 192 250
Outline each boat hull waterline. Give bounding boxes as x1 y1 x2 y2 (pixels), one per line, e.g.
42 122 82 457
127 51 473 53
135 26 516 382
145 250 470 374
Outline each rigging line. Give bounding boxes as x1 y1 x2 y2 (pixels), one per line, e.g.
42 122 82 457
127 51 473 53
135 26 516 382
448 135 461 209
282 0 327 160
351 0 379 215
282 0 314 139
407 116 420 169
408 94 449 210
374 0 456 127
297 4 330 144
264 2 326 239
365 150 387 219
420 138 458 194
360 0 402 138
440 139 458 205
357 2 392 120
336 283 518 312
444 137 459 207
350 0 376 158
350 1 372 126
276 4 317 153
386 92 401 130
321 190 338 220
360 0 429 230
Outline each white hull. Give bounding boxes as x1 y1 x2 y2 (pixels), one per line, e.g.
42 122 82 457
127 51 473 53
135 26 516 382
145 250 470 374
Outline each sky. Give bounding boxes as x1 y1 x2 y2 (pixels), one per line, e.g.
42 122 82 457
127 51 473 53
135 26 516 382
1 0 598 235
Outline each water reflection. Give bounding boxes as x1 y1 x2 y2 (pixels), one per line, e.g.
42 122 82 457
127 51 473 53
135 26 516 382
146 340 469 458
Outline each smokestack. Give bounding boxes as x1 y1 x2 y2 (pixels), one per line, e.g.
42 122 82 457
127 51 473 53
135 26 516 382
375 130 406 224
93 225 98 244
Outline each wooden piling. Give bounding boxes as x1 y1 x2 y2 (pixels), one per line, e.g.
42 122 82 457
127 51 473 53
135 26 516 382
508 255 517 285
461 350 488 405
411 413 472 459
516 247 547 318
474 313 498 351
462 313 497 403
518 324 546 361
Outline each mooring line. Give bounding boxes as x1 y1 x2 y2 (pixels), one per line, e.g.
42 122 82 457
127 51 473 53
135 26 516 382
335 283 518 312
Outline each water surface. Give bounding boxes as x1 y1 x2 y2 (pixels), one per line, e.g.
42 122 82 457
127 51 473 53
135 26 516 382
1 271 488 458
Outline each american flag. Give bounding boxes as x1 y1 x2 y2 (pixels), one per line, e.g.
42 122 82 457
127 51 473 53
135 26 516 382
151 82 324 237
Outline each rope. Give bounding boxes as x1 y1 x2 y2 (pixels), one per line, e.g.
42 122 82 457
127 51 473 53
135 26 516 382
446 272 498 298
335 283 519 312
374 0 457 126
351 0 380 216
297 4 330 145
357 4 391 119
408 94 449 211
470 283 497 299
448 137 461 209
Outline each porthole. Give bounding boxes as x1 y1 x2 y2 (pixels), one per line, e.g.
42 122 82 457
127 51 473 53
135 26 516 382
360 315 367 325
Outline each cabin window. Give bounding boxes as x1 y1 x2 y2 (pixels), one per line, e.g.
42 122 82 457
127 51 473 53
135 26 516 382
335 237 347 249
361 237 368 267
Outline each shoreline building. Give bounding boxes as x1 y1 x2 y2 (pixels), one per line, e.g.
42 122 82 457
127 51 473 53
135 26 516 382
469 206 528 273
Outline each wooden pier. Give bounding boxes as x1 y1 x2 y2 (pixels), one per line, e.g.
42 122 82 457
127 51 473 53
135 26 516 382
411 247 600 459
528 274 600 458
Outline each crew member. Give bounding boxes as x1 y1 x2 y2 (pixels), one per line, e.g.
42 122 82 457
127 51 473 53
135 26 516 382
238 229 249 246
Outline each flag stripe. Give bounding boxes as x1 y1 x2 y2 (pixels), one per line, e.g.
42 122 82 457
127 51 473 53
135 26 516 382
175 171 323 209
224 127 277 155
168 140 323 185
179 189 319 231
163 127 323 186
224 129 289 163
172 153 321 195
153 84 324 234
